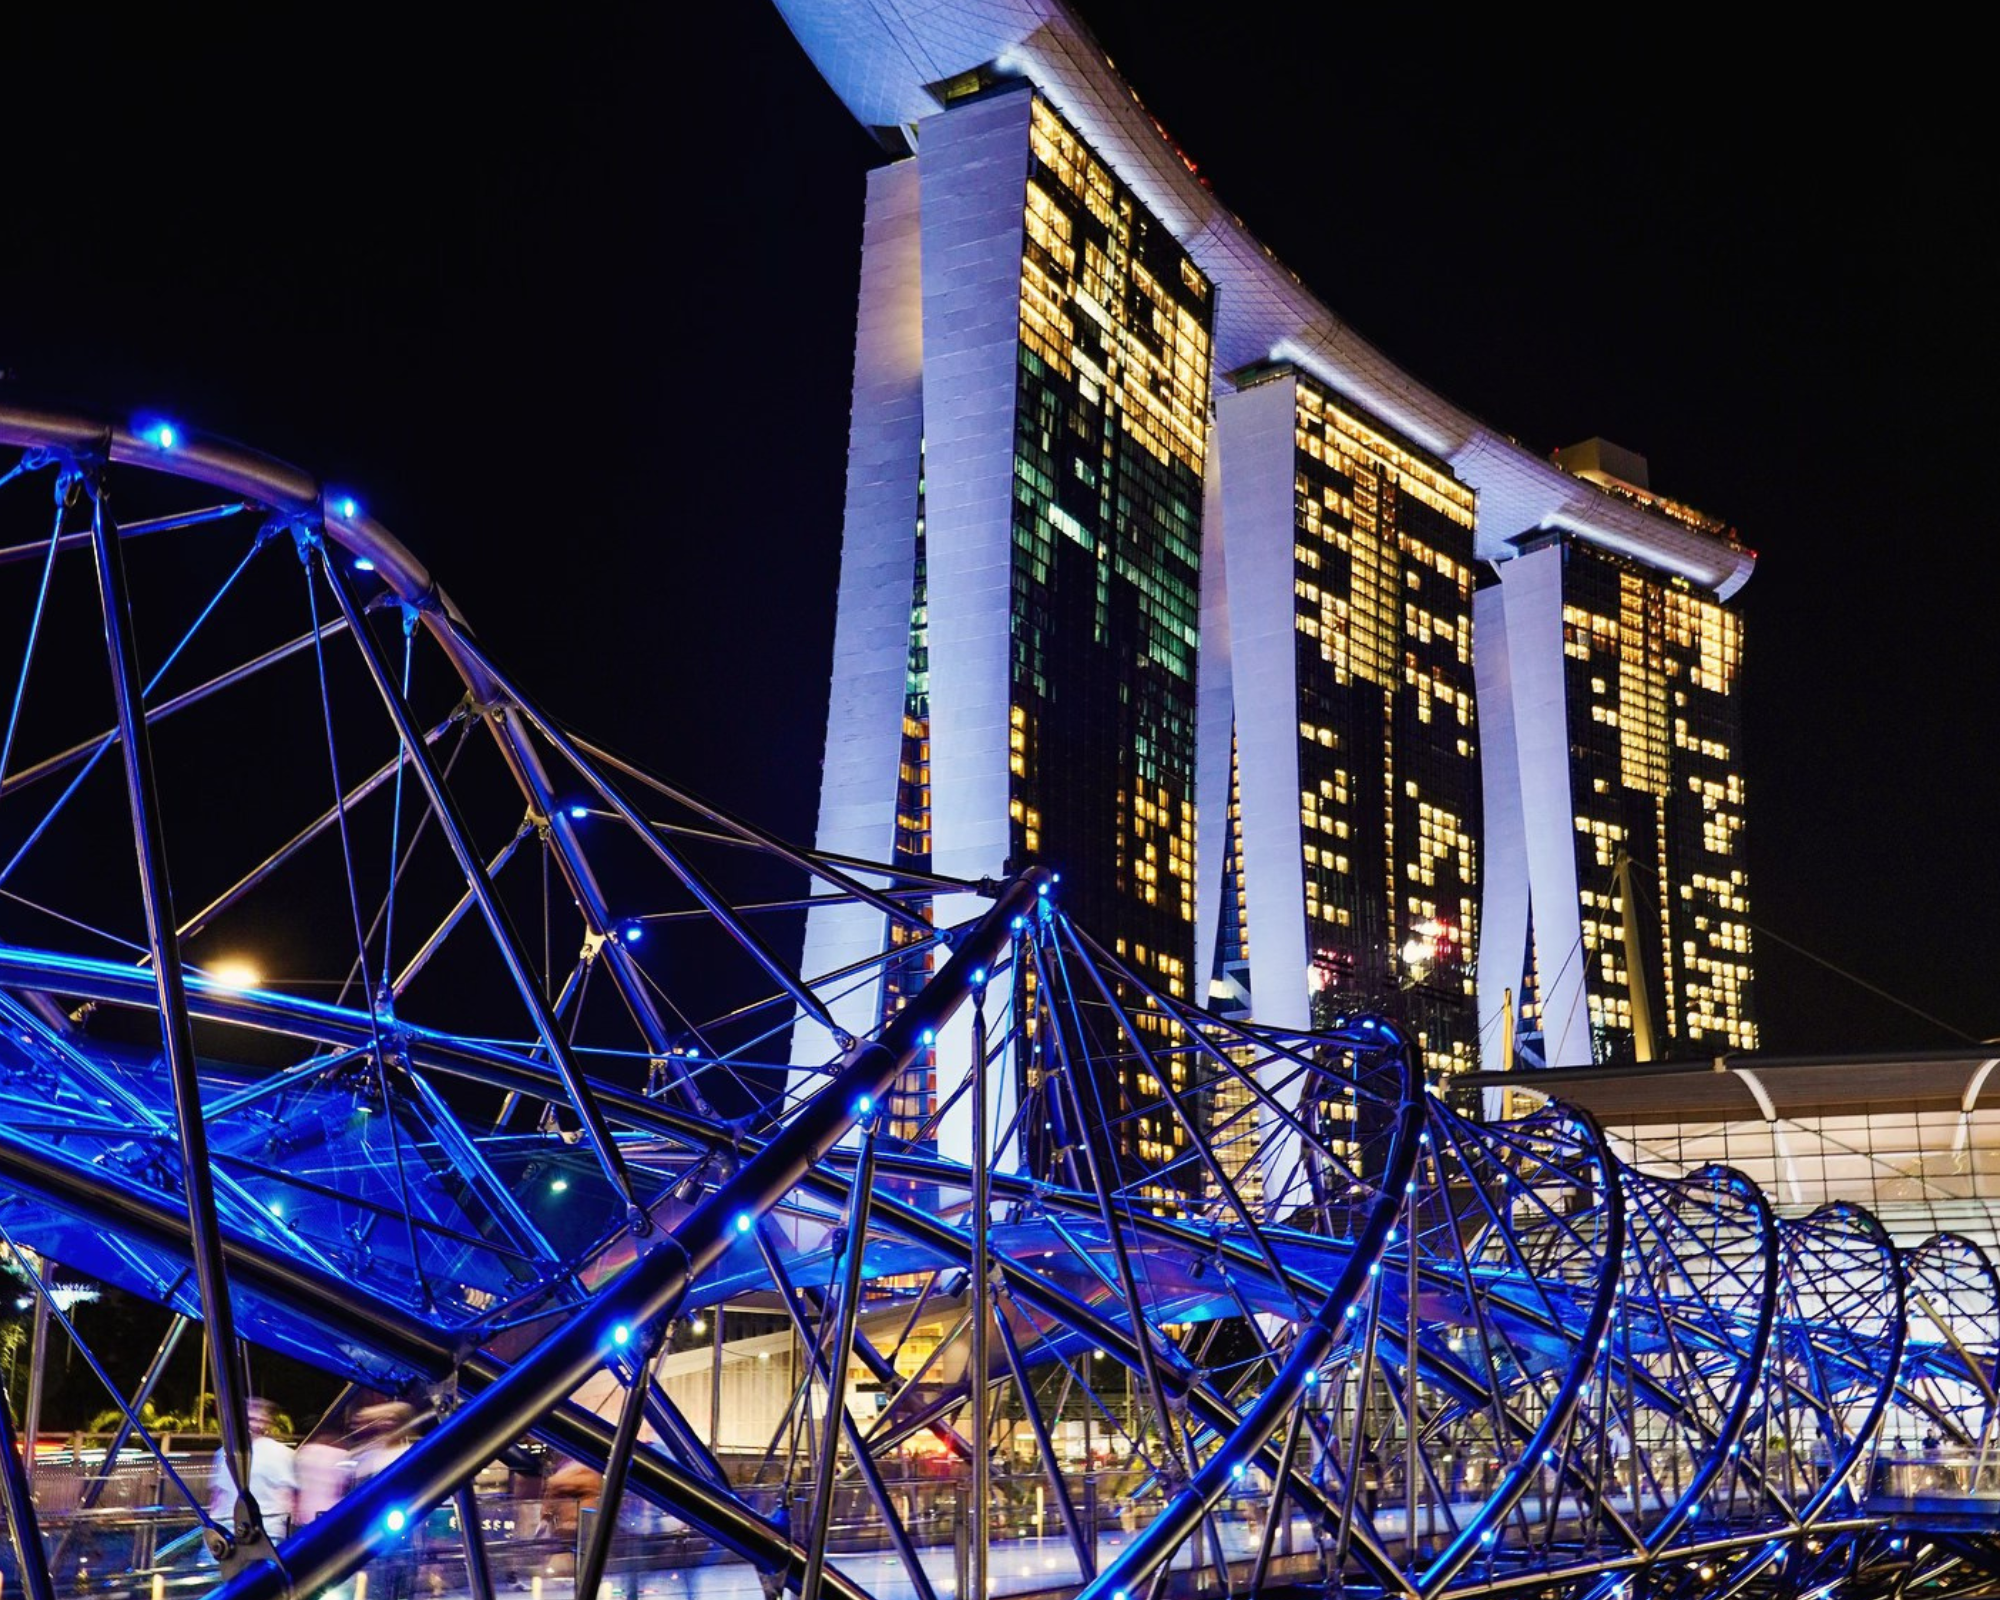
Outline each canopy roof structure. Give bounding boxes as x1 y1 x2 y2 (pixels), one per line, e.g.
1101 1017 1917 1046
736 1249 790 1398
1470 1049 2000 1126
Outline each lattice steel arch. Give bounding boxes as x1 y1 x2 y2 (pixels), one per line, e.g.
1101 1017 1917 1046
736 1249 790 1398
0 402 1997 1600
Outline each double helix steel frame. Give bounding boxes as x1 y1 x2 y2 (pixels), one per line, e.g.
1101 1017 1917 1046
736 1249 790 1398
0 405 1996 1600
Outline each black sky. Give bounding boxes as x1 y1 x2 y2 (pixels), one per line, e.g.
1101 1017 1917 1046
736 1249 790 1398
1 8 1990 1057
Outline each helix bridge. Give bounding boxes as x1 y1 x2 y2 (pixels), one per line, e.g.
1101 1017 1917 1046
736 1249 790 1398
0 402 1996 1600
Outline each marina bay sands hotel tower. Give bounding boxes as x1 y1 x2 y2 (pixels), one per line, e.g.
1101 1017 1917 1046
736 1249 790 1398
778 0 1760 1158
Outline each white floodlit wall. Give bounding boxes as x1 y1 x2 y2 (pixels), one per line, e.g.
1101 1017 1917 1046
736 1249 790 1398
793 160 928 1077
1479 544 1591 1069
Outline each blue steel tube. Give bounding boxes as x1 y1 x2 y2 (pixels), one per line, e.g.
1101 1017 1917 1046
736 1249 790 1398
84 470 260 1547
314 545 644 1223
0 1371 56 1600
1070 1031 1428 1600
217 867 1050 1600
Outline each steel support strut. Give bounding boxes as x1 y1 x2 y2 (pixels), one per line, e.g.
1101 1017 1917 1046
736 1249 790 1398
753 1229 943 1600
216 868 1050 1600
801 1116 881 1600
1071 1025 1427 1600
969 976 992 1600
315 545 646 1222
0 1372 56 1600
84 463 264 1564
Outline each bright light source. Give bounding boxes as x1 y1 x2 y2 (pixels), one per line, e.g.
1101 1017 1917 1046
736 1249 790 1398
210 960 260 991
354 557 376 573
334 496 360 520
612 1323 630 1347
855 1094 873 1117
734 1212 753 1234
142 420 178 450
550 1178 569 1194
690 1317 707 1335
568 804 589 819
384 1508 407 1533
623 924 644 944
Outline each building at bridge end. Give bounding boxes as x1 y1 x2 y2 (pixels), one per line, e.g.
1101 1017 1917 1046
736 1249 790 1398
776 0 1758 1170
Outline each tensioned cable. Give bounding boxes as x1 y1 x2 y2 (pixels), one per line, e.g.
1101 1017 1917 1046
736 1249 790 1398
305 543 430 1308
0 489 64 788
1753 922 1979 1044
0 527 268 890
0 885 149 955
0 1214 218 1532
380 614 416 992
351 720 481 1008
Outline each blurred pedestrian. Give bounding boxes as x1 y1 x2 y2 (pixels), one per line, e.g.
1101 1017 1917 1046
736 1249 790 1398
209 1397 299 1542
295 1407 356 1525
351 1403 420 1596
351 1401 417 1482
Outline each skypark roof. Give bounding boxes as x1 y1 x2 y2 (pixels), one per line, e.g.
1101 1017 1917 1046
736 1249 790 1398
772 0 1754 598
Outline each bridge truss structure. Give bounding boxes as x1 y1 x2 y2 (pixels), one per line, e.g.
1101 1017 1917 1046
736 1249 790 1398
0 403 1995 1600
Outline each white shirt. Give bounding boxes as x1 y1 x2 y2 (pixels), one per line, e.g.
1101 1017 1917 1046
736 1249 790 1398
211 1435 301 1536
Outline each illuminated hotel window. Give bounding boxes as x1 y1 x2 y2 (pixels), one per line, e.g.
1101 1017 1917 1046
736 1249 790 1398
1012 96 1213 1194
1236 362 1481 1087
1555 540 1757 1063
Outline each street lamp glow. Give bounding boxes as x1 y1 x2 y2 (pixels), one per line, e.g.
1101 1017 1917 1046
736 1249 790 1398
210 959 260 991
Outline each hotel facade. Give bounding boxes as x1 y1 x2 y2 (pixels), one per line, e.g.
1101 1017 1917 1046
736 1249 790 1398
778 1 1759 1152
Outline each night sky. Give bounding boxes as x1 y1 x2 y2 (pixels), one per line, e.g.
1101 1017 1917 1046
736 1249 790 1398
0 7 1988 1059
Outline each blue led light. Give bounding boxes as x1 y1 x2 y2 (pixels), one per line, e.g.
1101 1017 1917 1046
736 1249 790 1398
354 557 376 573
144 421 178 450
734 1212 753 1234
1231 1461 1244 1478
550 1178 568 1194
1037 882 1049 896
568 805 589 819
385 1508 408 1533
921 1028 936 1046
624 924 644 945
612 1323 631 1347
335 496 360 520
855 1094 874 1117
972 968 986 985
1011 916 1025 931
